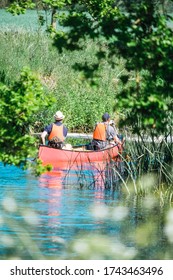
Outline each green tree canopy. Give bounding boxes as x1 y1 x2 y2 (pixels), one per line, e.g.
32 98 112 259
0 68 53 170
52 0 173 136
7 0 173 135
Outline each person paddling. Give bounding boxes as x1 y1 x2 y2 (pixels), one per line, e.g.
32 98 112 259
41 111 68 149
91 112 122 150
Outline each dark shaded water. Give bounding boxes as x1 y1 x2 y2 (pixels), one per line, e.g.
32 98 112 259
0 162 170 259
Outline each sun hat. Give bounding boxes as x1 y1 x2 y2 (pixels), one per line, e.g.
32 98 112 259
102 112 110 122
54 111 65 120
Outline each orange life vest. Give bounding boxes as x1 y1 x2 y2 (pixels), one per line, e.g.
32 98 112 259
93 123 107 141
48 124 65 142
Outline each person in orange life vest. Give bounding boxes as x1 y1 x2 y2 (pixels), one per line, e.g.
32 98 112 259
41 111 68 148
91 112 122 150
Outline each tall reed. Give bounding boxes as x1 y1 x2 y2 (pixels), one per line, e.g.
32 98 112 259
0 27 125 131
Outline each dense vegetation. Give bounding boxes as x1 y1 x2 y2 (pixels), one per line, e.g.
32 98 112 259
0 23 124 132
0 1 172 172
0 1 173 261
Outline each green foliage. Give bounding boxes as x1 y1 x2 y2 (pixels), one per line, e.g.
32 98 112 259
42 0 72 8
7 0 35 15
117 76 172 134
52 0 173 135
0 67 53 167
5 1 173 135
1 2 172 261
1 1 173 171
123 138 173 189
0 27 122 132
34 159 53 176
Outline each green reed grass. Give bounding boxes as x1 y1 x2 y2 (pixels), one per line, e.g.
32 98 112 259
121 135 173 196
0 26 124 131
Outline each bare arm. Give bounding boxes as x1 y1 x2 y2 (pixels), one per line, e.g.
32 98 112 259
114 135 122 145
41 131 48 145
107 125 122 145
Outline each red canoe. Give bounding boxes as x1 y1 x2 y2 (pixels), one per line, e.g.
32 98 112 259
38 144 122 168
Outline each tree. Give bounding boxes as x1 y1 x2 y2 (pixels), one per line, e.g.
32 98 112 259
52 0 173 137
0 68 53 172
6 0 71 29
7 0 173 136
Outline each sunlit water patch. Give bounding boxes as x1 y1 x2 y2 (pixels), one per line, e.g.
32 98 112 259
0 162 171 259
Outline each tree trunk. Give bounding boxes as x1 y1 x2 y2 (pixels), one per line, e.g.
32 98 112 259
51 7 57 29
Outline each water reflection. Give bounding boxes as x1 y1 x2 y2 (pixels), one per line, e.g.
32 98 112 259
0 162 171 259
38 161 123 231
33 162 127 257
39 161 123 189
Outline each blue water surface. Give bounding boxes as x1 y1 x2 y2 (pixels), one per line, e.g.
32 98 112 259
0 162 126 259
0 162 167 260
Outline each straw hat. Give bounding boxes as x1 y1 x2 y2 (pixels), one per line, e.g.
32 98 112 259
54 111 65 120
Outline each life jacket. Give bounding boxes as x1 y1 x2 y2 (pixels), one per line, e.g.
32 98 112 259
48 124 65 142
93 122 107 141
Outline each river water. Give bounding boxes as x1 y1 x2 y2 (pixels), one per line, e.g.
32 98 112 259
0 162 172 260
